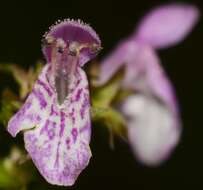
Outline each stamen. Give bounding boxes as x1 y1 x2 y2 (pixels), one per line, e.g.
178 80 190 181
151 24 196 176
56 39 66 53
44 34 55 45
45 37 100 105
68 42 102 55
69 42 81 56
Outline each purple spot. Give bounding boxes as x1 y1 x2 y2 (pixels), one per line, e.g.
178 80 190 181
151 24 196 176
40 120 56 140
72 116 76 124
36 115 42 122
52 121 57 128
69 108 75 124
59 123 65 137
54 141 61 168
80 121 90 134
76 78 80 86
63 166 70 177
26 134 37 144
59 112 65 137
50 104 58 116
48 129 55 140
61 111 65 121
71 128 78 143
25 101 32 110
16 101 32 119
40 120 50 135
75 88 83 101
37 79 53 96
33 89 47 109
80 94 90 119
66 138 71 149
26 114 41 123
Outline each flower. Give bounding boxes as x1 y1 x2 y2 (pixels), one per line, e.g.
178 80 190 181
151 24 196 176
98 4 199 166
7 19 101 186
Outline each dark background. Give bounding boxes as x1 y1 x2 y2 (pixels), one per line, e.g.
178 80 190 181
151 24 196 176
0 0 203 189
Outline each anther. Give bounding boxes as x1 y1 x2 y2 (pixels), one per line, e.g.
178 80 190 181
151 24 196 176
68 41 81 56
90 43 102 54
56 39 66 53
45 35 55 45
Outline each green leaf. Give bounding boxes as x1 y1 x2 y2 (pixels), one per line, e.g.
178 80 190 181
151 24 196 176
91 66 125 108
0 89 22 126
90 65 129 146
112 88 134 105
0 62 43 99
92 107 127 142
0 147 35 189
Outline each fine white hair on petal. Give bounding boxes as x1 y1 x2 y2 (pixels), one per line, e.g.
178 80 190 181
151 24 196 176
134 3 200 49
121 94 181 166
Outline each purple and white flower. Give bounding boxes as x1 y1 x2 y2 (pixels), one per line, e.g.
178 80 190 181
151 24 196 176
7 19 101 186
98 3 199 166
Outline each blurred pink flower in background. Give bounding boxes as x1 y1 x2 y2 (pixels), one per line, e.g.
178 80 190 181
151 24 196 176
99 3 199 166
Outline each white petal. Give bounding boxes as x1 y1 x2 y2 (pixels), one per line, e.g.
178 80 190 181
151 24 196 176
122 94 181 166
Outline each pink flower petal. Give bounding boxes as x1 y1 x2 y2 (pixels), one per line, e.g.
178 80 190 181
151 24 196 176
124 45 178 114
8 65 92 185
98 39 139 85
43 19 101 66
120 45 181 165
122 94 181 166
99 34 181 165
134 4 199 49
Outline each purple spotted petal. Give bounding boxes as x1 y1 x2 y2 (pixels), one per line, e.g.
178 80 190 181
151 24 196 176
43 19 101 66
8 64 91 185
134 4 199 49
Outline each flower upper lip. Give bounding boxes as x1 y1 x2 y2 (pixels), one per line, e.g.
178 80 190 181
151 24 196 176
42 19 101 66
